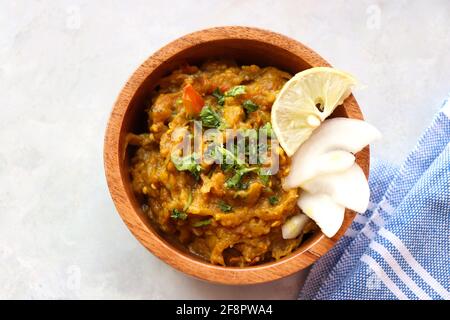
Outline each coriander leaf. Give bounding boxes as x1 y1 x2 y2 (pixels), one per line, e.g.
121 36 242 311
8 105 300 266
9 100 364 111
212 88 223 99
200 106 223 128
242 100 259 113
220 158 235 172
225 167 258 189
212 88 225 106
192 218 212 227
258 168 270 185
171 209 187 220
183 190 193 211
171 152 202 180
225 85 246 97
218 200 233 212
269 196 279 205
213 85 245 106
213 145 244 171
225 171 242 189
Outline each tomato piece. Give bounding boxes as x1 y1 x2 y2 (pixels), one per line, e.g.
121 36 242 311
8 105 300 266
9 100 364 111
182 84 204 116
220 85 229 93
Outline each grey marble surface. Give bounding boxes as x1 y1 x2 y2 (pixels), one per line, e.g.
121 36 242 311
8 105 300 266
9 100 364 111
0 0 449 299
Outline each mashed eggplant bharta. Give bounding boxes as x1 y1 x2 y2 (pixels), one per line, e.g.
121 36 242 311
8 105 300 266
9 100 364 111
128 60 317 267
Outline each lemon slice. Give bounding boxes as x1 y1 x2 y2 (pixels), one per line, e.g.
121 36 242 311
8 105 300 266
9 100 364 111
271 67 357 156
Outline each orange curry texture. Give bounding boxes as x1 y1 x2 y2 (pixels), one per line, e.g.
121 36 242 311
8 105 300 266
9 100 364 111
128 60 317 266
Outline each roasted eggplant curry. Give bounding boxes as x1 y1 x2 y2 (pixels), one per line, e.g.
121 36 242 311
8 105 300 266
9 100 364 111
127 60 317 267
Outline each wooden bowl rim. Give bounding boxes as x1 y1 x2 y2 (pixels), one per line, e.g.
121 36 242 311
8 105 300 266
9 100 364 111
104 26 369 285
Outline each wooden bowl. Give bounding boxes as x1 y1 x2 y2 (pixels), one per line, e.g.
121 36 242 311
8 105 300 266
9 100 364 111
104 26 369 285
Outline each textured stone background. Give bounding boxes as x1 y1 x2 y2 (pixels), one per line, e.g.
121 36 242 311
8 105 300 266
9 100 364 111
1 0 449 299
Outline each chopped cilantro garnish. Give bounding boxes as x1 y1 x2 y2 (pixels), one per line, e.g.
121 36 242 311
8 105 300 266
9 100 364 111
225 172 243 189
242 100 259 113
268 196 279 205
183 190 193 211
212 88 225 106
212 145 244 171
171 209 187 220
200 106 223 128
171 152 202 180
218 201 233 212
192 218 212 227
212 85 246 107
258 168 271 185
225 167 258 189
225 85 246 97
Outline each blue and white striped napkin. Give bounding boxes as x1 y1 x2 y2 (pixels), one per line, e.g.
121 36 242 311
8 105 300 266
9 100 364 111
299 96 450 300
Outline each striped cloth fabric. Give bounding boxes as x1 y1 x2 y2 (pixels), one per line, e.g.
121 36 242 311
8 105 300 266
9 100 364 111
299 96 450 300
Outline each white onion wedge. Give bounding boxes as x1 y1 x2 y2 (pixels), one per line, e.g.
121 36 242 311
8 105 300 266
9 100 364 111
316 150 355 175
301 163 370 213
283 118 381 189
281 214 310 239
297 192 345 238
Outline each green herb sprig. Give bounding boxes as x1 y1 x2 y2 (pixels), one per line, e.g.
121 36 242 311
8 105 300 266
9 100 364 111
218 201 233 212
269 196 279 206
171 209 187 220
225 167 258 189
225 85 246 97
212 85 246 106
212 88 225 106
199 106 223 128
242 100 259 113
171 152 202 180
192 218 212 227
